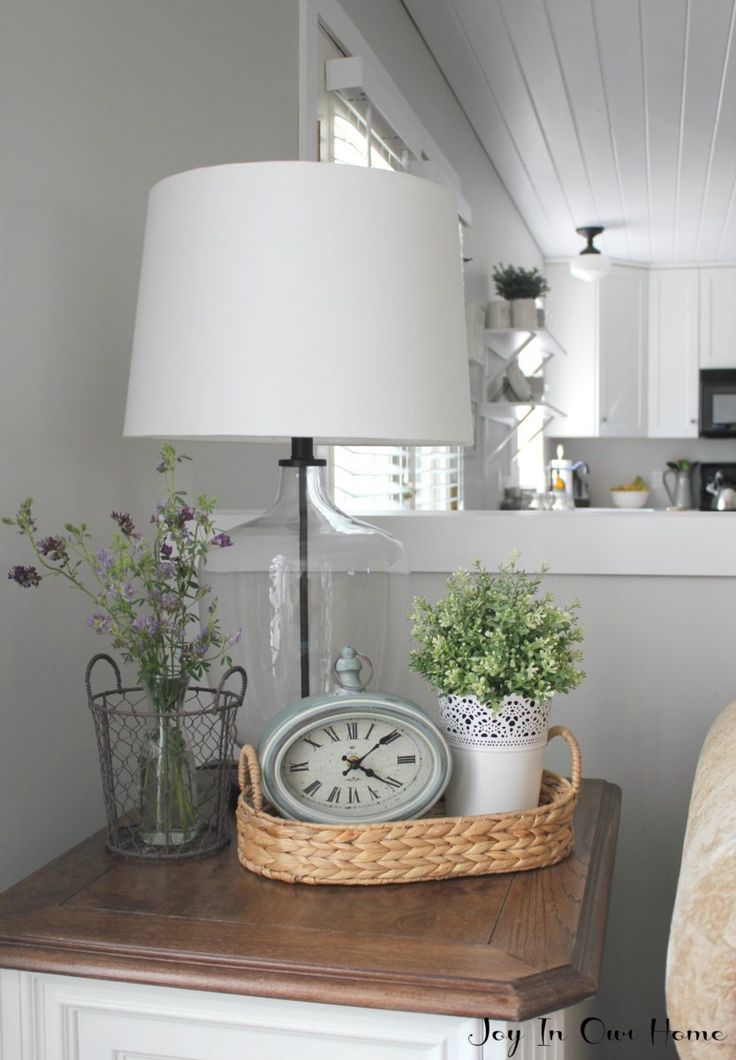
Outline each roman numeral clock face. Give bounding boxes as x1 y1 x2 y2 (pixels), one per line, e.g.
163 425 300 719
258 696 452 825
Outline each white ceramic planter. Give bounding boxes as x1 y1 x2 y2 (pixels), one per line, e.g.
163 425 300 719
487 298 511 329
510 297 538 329
438 693 550 816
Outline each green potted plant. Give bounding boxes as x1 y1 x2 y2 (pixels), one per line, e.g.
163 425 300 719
4 444 243 854
409 554 584 815
490 263 550 329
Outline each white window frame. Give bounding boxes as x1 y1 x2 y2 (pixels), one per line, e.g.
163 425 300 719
298 0 471 223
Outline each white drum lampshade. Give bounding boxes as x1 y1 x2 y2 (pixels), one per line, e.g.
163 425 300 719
124 161 472 741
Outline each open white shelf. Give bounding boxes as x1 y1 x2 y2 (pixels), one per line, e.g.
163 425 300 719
478 401 567 461
484 327 566 361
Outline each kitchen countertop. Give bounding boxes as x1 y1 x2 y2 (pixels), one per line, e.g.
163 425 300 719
217 508 736 578
367 509 736 577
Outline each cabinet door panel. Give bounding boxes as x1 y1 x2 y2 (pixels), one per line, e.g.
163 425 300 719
648 269 699 437
699 267 736 368
5 970 483 1060
543 264 598 437
599 269 648 436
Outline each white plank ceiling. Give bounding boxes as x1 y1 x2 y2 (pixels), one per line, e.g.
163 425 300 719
403 0 736 263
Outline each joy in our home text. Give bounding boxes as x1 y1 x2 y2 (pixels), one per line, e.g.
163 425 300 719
469 1016 727 1057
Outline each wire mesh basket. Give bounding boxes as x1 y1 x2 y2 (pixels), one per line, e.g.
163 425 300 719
86 653 246 860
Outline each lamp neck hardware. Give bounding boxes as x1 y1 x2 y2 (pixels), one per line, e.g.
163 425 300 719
279 436 327 468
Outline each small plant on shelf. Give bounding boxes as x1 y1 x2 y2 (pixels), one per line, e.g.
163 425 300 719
492 264 550 301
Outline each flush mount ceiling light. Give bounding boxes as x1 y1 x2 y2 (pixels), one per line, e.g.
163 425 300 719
569 225 612 282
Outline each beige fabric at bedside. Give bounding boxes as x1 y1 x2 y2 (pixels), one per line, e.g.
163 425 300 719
666 700 736 1057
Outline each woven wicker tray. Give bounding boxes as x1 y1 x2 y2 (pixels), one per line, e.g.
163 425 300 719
236 725 581 886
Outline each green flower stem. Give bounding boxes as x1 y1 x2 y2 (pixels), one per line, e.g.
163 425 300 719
139 716 198 845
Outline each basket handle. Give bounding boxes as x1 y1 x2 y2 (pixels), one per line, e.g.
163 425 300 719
85 653 122 699
214 664 248 709
238 744 264 813
547 725 582 794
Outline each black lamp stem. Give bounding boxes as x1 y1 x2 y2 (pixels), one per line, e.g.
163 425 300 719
298 459 309 697
279 437 326 699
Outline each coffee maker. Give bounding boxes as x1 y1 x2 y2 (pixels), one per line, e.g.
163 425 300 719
546 445 590 507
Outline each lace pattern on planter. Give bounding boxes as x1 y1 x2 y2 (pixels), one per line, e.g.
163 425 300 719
439 694 550 749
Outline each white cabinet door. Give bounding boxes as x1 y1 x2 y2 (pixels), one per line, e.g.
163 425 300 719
648 269 699 437
599 268 648 436
544 264 648 438
543 263 598 438
699 267 736 367
0 970 500 1060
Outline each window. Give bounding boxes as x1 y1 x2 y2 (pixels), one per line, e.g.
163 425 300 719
317 26 464 512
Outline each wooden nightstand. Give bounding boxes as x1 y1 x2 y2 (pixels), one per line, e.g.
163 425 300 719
0 779 619 1059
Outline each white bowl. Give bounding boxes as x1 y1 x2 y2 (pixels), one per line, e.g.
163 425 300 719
610 489 650 509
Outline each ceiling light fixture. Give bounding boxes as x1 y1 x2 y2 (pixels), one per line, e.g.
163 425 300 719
569 225 611 282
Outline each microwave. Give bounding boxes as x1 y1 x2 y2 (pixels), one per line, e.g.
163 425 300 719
700 369 736 437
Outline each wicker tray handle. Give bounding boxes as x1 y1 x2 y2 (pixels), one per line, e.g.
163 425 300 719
239 724 582 813
547 724 582 795
239 743 264 812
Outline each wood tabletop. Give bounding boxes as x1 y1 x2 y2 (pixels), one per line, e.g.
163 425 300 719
0 779 620 1021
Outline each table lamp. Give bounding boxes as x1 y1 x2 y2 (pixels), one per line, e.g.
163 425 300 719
124 161 472 742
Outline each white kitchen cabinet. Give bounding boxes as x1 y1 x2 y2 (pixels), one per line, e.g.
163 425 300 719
699 267 736 368
544 263 648 437
648 269 699 437
598 267 648 436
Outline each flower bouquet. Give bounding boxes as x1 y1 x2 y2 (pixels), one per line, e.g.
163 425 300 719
5 444 243 851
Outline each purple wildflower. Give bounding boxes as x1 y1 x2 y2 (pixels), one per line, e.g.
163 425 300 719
159 542 173 559
132 614 160 635
86 612 111 633
121 581 136 601
8 565 41 588
145 588 163 606
95 547 114 571
180 505 195 522
210 532 232 548
111 511 135 537
155 560 175 579
38 536 68 563
161 592 179 611
228 629 243 647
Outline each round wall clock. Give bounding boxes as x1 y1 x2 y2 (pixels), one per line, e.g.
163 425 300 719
258 692 452 825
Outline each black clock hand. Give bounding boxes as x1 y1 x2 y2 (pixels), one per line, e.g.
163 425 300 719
349 730 400 768
341 762 393 786
362 766 394 786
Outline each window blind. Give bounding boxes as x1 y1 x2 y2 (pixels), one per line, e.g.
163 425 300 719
319 28 464 513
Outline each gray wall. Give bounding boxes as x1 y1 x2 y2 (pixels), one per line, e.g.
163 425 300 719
0 0 542 890
0 0 298 891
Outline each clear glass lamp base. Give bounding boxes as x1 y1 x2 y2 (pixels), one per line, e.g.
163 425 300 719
205 455 409 745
